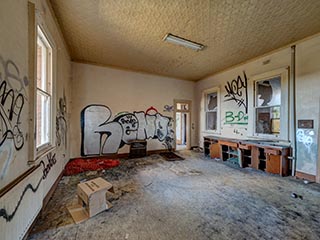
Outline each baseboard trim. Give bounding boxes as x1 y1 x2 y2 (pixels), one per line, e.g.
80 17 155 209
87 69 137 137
295 171 316 182
69 149 173 162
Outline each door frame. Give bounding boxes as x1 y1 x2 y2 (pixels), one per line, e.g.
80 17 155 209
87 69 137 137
174 99 192 150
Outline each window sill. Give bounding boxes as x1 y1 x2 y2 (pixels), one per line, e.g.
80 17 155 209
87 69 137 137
28 146 56 166
202 130 221 135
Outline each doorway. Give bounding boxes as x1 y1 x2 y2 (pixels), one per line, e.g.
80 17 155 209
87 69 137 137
174 100 191 151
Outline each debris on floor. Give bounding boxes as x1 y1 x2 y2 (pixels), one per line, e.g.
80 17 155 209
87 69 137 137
28 151 320 240
291 192 303 200
159 152 184 161
64 158 120 175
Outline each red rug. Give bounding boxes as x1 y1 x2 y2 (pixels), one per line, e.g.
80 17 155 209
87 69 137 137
64 158 120 176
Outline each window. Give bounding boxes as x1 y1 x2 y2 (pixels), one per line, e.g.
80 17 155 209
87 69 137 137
254 76 281 136
205 91 218 131
36 27 52 150
177 103 189 111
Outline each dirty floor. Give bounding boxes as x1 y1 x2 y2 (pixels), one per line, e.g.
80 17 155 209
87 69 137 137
28 150 320 240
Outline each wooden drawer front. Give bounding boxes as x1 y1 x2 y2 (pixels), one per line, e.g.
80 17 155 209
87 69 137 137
218 140 238 148
264 148 280 155
239 143 251 150
266 155 280 174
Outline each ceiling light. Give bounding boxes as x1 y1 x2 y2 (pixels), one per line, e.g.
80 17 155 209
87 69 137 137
163 33 205 51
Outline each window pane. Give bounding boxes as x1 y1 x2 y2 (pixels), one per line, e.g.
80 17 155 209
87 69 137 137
206 112 217 130
177 103 188 110
36 91 50 147
37 39 48 91
256 76 281 107
256 106 280 134
207 92 217 111
37 35 52 95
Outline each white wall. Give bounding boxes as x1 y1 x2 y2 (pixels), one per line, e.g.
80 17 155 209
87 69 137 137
295 36 320 176
195 48 291 146
195 34 320 178
70 63 196 158
0 0 71 239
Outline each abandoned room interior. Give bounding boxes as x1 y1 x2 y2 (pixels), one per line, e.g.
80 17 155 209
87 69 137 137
1 0 320 239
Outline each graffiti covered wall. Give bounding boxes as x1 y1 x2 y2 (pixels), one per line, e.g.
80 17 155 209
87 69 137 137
81 105 174 156
220 71 249 137
0 56 28 183
70 62 196 158
0 0 72 239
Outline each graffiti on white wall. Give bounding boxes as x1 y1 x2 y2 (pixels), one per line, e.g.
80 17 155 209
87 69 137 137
0 152 57 222
224 110 248 125
0 56 27 178
81 105 175 156
224 71 248 113
296 129 314 153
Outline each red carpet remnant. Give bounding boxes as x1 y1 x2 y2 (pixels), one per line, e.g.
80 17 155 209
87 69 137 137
64 158 120 175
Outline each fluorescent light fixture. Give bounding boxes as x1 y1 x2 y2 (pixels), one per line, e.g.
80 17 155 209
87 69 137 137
163 33 205 51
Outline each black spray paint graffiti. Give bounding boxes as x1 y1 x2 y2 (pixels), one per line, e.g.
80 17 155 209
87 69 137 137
81 105 175 156
56 92 67 148
163 105 174 112
0 152 57 222
224 71 248 113
0 57 26 151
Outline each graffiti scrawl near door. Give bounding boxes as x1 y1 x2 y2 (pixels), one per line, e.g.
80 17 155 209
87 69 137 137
81 105 175 156
224 71 248 113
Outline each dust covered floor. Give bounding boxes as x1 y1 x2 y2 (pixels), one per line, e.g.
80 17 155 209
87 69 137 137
28 150 320 240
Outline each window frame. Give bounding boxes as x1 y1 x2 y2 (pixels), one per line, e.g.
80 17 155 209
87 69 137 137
36 26 53 152
250 68 289 140
32 23 56 161
203 87 220 134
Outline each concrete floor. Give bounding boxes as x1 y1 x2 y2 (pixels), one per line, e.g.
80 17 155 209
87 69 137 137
28 150 320 240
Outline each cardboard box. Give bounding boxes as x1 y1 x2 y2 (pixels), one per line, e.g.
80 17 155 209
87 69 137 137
67 177 114 223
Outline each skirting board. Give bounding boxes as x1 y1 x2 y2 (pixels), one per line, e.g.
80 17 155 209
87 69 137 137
69 149 173 161
295 171 316 182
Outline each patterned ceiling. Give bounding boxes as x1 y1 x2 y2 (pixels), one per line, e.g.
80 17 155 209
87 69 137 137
50 0 320 81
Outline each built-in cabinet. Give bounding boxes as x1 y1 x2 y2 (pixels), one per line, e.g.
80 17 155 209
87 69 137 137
204 136 291 176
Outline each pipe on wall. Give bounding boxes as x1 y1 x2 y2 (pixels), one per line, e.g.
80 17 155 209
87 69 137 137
289 45 297 176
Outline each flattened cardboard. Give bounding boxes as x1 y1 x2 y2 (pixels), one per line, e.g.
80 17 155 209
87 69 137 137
68 177 114 224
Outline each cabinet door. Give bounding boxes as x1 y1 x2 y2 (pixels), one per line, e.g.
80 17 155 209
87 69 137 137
210 143 220 158
266 155 280 174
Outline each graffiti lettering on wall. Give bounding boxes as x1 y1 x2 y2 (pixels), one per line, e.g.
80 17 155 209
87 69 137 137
163 105 174 112
296 129 314 153
0 152 57 222
224 71 248 113
0 175 42 222
40 152 57 180
56 92 67 148
81 105 175 156
224 111 248 125
0 57 26 151
0 56 27 179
